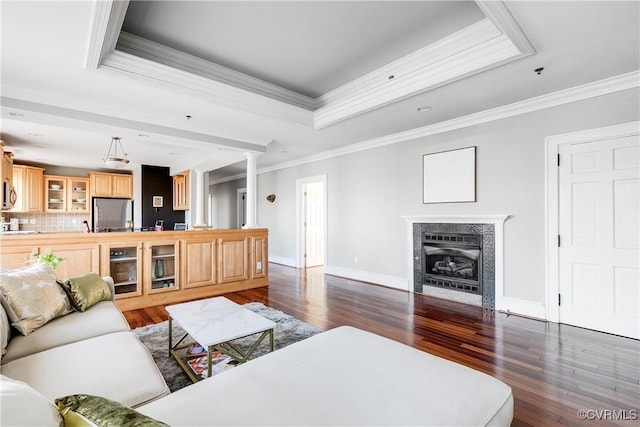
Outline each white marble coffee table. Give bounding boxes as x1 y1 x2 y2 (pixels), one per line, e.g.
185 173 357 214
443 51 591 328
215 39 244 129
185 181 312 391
166 296 275 382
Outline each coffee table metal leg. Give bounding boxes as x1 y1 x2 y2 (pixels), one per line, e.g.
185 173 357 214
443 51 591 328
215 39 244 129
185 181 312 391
270 328 274 351
207 346 213 379
168 317 172 356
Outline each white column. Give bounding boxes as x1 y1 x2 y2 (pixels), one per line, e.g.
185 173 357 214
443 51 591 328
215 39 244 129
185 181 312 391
243 152 260 228
194 169 206 226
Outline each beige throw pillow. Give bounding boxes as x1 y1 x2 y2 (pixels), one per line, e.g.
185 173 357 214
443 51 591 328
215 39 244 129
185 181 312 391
0 263 73 336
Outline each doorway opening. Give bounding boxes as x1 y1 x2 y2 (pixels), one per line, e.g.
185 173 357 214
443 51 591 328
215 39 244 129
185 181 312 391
237 188 246 228
296 175 327 268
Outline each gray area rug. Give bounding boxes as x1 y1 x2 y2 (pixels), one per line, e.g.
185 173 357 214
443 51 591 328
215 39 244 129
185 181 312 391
133 302 322 392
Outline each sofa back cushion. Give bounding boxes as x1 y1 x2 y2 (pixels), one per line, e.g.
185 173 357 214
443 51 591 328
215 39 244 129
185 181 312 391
0 263 72 336
0 302 10 360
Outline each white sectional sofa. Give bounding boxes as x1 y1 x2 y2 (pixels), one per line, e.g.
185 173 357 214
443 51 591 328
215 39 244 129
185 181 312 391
1 264 513 426
0 266 170 424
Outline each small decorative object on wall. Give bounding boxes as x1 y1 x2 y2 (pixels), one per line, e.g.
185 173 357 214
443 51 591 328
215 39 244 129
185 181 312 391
152 196 163 208
423 146 476 203
266 194 276 203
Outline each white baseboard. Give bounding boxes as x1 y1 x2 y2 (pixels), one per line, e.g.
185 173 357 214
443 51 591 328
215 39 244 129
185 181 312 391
497 296 546 320
268 255 296 268
323 265 409 291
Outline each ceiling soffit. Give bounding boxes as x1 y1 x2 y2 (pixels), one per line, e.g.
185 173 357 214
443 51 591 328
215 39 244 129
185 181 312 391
86 0 534 129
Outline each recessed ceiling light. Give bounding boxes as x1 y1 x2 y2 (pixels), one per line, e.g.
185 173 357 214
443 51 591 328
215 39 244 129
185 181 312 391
168 152 180 155
9 112 24 117
138 134 149 138
32 145 45 149
417 106 432 112
27 132 42 137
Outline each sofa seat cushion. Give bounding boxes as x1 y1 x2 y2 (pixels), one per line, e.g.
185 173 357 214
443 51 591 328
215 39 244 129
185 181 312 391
0 331 169 408
2 300 129 364
138 326 513 426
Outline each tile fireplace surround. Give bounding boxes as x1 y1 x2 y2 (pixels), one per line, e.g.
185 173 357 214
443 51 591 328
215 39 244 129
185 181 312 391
404 215 510 309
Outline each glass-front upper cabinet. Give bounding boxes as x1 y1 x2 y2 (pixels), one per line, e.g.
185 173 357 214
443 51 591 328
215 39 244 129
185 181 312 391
68 178 89 213
44 175 66 212
44 175 90 213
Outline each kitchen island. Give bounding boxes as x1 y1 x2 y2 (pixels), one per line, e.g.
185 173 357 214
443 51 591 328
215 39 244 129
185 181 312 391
0 228 268 311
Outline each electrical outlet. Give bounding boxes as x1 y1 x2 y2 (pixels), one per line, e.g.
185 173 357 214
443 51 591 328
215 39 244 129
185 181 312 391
72 218 77 224
29 219 36 225
256 261 262 270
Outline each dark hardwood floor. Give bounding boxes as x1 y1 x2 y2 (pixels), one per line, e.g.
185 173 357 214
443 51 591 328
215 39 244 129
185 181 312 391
124 263 640 427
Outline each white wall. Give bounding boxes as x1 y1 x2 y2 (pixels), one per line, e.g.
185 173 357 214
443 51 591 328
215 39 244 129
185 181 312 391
215 88 640 315
210 178 246 229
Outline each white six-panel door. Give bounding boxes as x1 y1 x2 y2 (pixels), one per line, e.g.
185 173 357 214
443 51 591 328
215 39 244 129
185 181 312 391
557 130 639 338
304 181 325 267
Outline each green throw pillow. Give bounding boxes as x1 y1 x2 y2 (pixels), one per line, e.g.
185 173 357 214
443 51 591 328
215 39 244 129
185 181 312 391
55 394 168 427
57 274 112 312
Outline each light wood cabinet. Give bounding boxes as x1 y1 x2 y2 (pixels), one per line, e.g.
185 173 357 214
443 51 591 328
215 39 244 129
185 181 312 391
90 172 133 198
181 238 216 289
218 236 249 283
44 175 90 213
40 243 100 280
0 228 268 311
102 242 143 298
145 241 179 294
251 235 268 279
172 170 190 210
1 146 13 210
11 165 44 212
0 242 99 280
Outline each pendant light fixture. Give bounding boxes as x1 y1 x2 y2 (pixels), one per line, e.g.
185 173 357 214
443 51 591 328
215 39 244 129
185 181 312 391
103 136 130 168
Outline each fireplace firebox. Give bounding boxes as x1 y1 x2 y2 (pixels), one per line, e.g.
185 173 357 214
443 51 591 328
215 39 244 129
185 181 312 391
423 232 482 295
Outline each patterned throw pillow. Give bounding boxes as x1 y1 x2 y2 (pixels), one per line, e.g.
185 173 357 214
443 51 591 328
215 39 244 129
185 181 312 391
0 263 73 335
55 394 169 427
57 273 112 312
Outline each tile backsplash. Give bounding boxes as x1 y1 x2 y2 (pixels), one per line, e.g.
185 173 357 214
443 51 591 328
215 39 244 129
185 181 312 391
3 213 90 232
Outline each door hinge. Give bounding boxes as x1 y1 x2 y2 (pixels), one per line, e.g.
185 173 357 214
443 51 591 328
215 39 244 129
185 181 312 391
557 235 561 247
557 153 560 167
304 253 307 258
558 293 561 306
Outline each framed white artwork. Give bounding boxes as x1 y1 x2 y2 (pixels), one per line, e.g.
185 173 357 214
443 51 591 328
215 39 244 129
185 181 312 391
423 146 476 203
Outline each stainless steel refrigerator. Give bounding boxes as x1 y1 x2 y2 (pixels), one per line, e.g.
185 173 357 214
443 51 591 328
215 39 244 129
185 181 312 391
92 197 133 232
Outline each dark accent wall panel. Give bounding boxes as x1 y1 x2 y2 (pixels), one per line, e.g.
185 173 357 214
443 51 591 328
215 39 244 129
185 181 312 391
141 165 184 230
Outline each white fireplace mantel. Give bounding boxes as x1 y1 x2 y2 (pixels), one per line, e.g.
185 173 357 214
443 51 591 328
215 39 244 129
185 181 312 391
403 214 510 309
402 214 510 225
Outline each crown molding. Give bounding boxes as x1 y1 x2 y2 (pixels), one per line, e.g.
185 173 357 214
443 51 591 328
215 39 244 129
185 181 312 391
314 27 523 128
116 32 316 111
313 18 528 129
85 0 129 69
253 71 639 177
86 1 535 130
476 0 535 55
100 50 315 127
